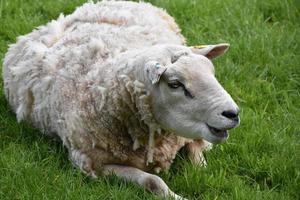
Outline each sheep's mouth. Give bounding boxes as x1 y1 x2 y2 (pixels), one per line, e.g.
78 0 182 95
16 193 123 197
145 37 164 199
206 124 228 138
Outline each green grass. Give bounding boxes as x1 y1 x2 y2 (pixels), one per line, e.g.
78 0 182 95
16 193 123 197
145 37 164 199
0 0 299 199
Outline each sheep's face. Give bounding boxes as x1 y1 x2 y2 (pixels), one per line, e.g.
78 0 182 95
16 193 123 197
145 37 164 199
148 44 239 144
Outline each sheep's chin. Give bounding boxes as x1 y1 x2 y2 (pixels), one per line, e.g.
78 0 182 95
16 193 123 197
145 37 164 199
170 122 229 144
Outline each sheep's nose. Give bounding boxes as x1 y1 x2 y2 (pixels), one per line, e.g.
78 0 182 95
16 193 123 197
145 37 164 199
221 110 239 121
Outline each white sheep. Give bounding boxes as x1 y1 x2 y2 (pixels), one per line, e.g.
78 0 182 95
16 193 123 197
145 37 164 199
3 1 240 199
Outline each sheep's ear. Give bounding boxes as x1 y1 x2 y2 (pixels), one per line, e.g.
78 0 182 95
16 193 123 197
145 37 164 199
145 61 167 84
191 43 230 59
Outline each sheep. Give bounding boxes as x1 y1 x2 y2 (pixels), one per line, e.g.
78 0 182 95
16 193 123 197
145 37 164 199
2 1 240 199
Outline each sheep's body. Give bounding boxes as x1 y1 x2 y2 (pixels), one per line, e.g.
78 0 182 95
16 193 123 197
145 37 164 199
3 2 244 199
3 1 207 174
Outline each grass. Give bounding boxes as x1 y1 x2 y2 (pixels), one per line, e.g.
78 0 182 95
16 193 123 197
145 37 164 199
0 0 299 199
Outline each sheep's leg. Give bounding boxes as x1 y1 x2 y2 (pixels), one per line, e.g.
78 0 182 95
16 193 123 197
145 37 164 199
69 149 97 178
186 139 213 167
102 164 187 200
69 150 187 199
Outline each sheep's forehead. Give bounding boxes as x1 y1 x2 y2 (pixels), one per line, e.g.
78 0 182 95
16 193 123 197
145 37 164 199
169 56 215 85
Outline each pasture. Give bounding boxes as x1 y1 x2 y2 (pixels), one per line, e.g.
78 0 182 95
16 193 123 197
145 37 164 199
0 0 299 199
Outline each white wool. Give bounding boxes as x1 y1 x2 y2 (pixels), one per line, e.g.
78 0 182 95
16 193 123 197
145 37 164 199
147 127 155 164
3 1 221 173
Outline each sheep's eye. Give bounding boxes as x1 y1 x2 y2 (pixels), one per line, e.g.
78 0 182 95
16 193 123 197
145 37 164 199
167 81 182 89
167 80 194 98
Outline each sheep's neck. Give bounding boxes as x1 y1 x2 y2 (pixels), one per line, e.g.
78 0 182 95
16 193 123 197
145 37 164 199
85 50 164 164
116 73 162 164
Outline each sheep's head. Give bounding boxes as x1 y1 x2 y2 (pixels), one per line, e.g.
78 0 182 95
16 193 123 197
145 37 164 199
142 44 239 144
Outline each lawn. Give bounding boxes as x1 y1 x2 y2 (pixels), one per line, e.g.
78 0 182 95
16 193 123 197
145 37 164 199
0 0 299 199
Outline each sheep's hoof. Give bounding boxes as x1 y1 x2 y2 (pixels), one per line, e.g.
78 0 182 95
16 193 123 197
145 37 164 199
69 149 97 178
170 192 189 200
188 151 207 167
141 175 188 200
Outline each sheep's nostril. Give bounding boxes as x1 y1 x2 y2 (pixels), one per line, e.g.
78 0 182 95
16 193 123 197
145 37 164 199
221 110 239 121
